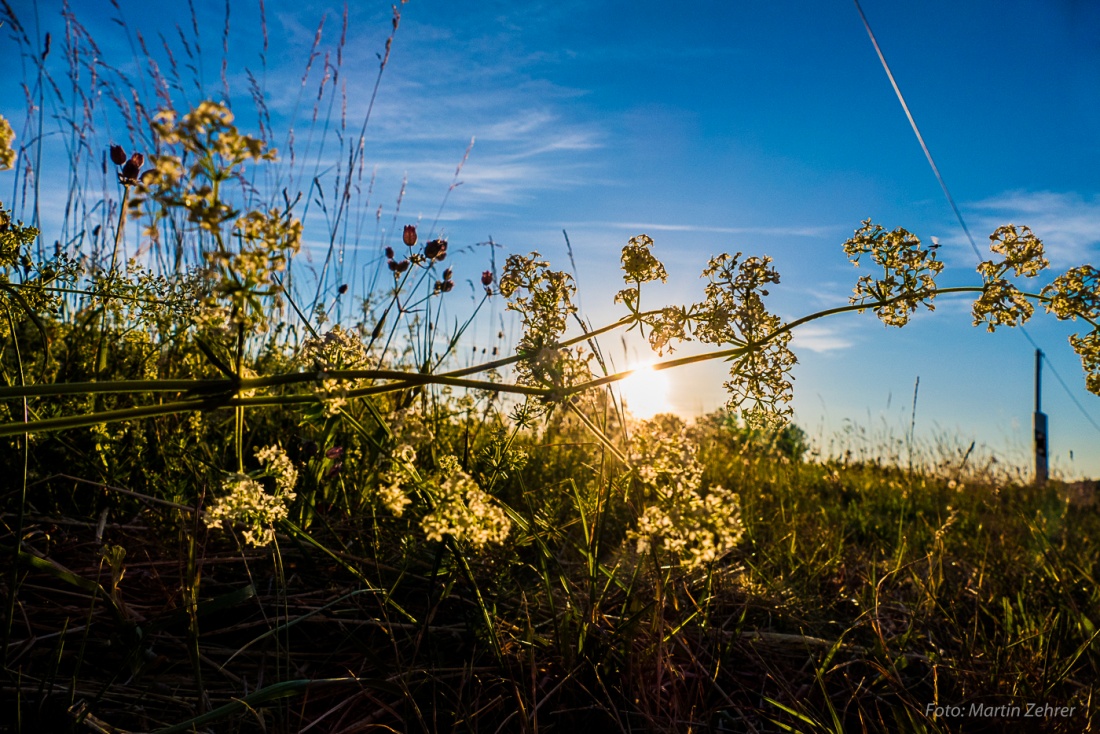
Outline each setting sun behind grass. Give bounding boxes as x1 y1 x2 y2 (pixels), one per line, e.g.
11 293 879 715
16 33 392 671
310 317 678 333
618 362 674 419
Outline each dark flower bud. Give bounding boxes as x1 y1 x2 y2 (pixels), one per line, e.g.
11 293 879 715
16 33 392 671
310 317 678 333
439 279 454 293
403 224 417 247
324 461 343 479
338 284 348 295
325 446 345 459
120 152 144 184
424 238 448 261
388 259 409 274
442 267 453 281
481 270 494 287
384 246 394 259
109 144 127 166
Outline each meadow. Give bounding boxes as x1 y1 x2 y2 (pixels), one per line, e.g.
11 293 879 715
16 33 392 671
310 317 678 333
1 3 1099 732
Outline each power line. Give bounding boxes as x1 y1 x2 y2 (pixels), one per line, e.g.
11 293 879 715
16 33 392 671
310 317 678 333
852 0 983 262
1019 326 1100 435
853 0 1100 437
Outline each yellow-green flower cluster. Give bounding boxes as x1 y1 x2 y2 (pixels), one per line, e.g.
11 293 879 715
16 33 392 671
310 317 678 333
698 252 795 428
499 252 589 392
420 455 510 547
615 233 668 313
255 444 299 494
0 115 15 171
972 224 1048 332
629 417 744 568
372 443 417 517
843 220 944 327
1040 265 1100 394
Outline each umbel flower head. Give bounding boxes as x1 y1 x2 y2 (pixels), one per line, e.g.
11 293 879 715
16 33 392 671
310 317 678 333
0 116 17 171
629 416 744 568
203 445 298 547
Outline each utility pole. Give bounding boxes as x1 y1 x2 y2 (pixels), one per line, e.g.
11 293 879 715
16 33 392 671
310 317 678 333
1034 349 1049 485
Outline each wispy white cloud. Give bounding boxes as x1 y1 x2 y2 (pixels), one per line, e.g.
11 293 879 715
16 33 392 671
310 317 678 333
790 324 854 353
565 221 831 237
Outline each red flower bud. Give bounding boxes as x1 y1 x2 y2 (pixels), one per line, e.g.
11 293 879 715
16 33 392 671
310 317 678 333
403 224 417 247
109 144 127 166
384 246 394 259
388 259 410 274
120 152 144 184
424 239 448 261
481 270 493 287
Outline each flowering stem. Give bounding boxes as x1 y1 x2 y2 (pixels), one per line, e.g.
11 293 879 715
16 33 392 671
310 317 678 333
0 284 1057 437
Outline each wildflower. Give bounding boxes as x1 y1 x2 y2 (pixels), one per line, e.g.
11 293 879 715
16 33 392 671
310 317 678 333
385 246 394 259
843 220 944 327
299 326 368 370
972 225 1047 332
1040 265 1100 393
420 456 510 547
255 444 298 494
629 417 745 568
204 472 296 548
620 233 668 285
389 258 410 274
120 152 144 185
481 270 494 287
0 116 16 171
424 238 448 261
377 476 411 516
109 144 127 166
403 224 417 246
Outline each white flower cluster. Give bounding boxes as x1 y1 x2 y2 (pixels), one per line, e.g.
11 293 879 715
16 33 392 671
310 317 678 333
204 445 298 547
373 444 417 517
299 325 369 370
630 417 744 568
420 456 511 547
634 486 744 568
316 378 349 417
255 444 298 493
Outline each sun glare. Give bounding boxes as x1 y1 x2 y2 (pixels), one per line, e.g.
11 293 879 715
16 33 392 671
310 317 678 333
617 363 674 419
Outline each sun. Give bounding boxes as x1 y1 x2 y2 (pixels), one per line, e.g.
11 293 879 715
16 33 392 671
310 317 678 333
617 362 674 419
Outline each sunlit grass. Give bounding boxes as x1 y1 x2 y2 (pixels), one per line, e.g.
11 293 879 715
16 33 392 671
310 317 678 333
0 3 1098 733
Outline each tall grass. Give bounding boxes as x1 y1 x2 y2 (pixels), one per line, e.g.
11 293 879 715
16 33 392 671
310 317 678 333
1 3 1098 733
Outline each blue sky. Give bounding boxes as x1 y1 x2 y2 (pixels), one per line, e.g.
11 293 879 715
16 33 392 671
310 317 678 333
3 0 1100 477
